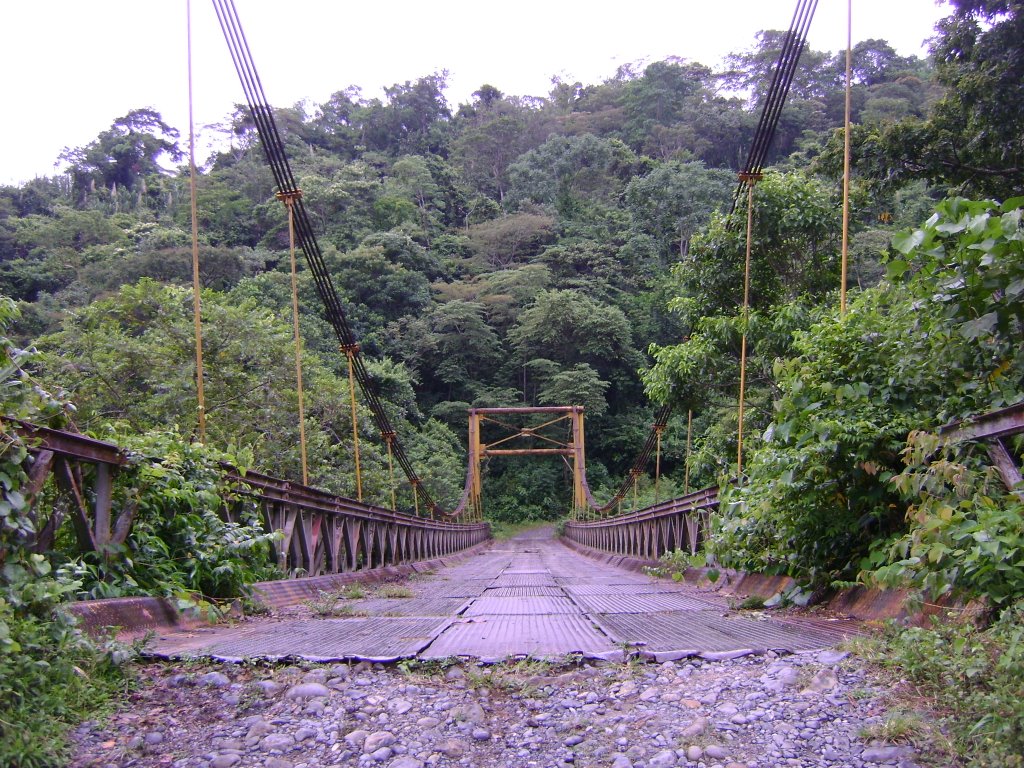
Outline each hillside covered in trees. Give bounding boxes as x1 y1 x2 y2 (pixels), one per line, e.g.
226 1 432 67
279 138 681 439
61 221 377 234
2 1 1023 765
0 0 1020 558
2 23 949 515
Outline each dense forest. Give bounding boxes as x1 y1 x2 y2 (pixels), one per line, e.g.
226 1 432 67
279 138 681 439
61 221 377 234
1 1 1023 765
0 19 950 518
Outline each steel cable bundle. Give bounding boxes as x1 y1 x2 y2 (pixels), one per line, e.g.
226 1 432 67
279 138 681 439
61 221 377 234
211 0 817 520
211 0 442 516
592 0 819 515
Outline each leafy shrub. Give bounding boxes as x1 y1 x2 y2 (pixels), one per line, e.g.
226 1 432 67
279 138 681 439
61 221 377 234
1 556 130 768
710 198 1024 588
0 297 129 767
871 604 1024 768
863 431 1024 607
646 550 719 584
58 429 281 606
713 285 957 585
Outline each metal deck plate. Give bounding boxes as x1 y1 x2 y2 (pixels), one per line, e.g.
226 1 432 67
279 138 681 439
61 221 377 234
573 592 723 613
554 575 652 585
351 597 470 617
422 614 620 661
416 581 489 598
484 586 566 597
490 573 558 587
148 617 449 663
561 582 720 598
592 611 856 661
140 528 857 663
463 595 578 616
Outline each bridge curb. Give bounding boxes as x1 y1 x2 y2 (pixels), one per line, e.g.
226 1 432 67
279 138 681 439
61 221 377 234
68 539 494 638
559 536 962 624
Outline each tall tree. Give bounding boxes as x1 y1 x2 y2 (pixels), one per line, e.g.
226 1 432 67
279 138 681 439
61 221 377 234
854 1 1024 198
623 160 734 261
60 109 182 204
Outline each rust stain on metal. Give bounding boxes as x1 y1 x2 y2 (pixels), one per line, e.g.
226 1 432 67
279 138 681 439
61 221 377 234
141 527 861 663
422 614 620 662
463 595 579 616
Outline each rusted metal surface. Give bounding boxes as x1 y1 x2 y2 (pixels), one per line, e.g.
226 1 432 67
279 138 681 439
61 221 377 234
486 586 566 597
414 581 488 599
69 597 190 638
423 614 622 662
562 486 719 561
162 617 451 663
490 573 558 588
939 402 1024 490
592 611 857 663
988 440 1023 489
463 595 579 616
351 597 470 617
12 420 127 465
11 420 490 578
940 401 1024 443
560 583 691 596
571 592 722 614
253 566 411 610
147 526 859 663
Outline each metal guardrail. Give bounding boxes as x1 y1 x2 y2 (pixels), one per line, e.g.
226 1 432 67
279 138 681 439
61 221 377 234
565 402 1024 562
940 401 1024 490
563 486 719 561
11 420 490 576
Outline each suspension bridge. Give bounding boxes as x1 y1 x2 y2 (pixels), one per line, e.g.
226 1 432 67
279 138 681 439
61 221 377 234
13 0 1023 662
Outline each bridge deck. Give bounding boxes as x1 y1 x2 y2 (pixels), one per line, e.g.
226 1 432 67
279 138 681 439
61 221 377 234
148 528 859 663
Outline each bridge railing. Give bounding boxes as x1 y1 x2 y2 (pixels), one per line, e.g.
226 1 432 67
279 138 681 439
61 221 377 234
564 402 1024 563
12 421 490 577
563 486 719 561
940 401 1024 491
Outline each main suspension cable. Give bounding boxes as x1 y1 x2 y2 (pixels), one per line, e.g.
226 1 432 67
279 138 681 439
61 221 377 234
588 0 818 516
210 0 444 516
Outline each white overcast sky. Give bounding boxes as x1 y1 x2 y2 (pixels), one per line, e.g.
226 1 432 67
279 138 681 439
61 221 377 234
2 0 950 185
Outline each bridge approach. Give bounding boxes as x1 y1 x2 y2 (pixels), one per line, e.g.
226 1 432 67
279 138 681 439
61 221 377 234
148 527 858 664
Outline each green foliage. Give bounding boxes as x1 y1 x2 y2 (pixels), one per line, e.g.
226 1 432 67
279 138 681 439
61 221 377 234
623 159 734 261
866 606 1024 768
59 429 281 602
888 197 1024 396
708 197 1023 587
507 134 640 214
736 594 766 610
60 108 182 206
646 549 714 583
509 289 642 386
0 556 131 768
0 300 130 767
538 363 609 418
666 170 843 326
646 550 681 578
863 431 1024 607
4 19 1015 537
851 2 1024 199
483 459 567 523
0 298 69 551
